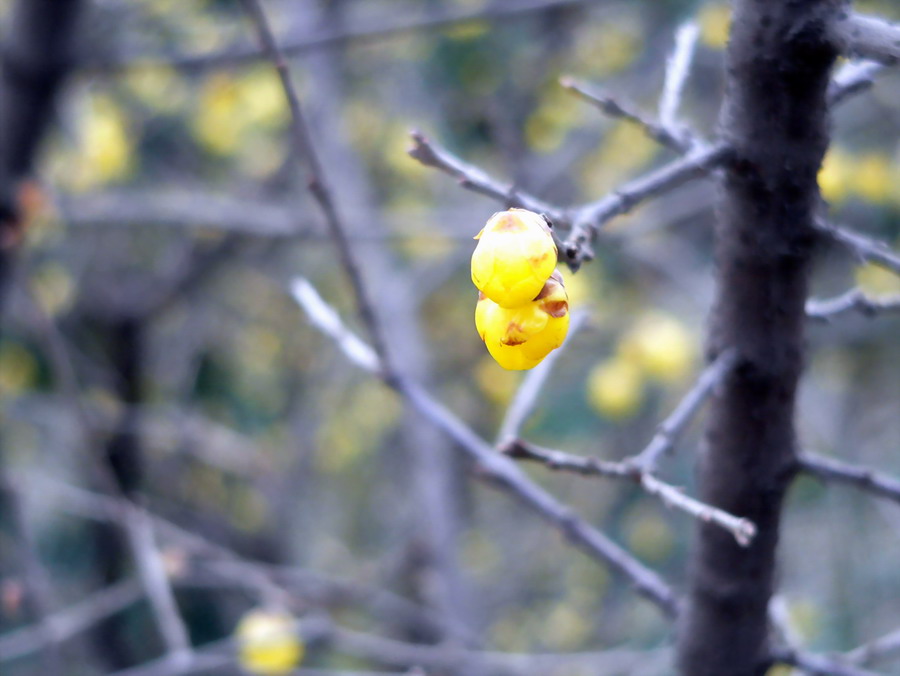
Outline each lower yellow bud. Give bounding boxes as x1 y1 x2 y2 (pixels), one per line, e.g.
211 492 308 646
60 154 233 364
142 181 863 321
475 271 570 370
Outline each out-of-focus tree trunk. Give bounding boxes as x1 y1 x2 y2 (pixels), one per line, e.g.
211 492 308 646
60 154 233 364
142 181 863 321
676 2 838 674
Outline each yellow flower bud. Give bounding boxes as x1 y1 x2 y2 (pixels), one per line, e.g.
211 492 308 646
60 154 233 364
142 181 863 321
475 271 570 370
471 208 557 308
235 608 304 675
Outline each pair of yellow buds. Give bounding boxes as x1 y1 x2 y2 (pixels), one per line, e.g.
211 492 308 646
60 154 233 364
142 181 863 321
472 209 570 370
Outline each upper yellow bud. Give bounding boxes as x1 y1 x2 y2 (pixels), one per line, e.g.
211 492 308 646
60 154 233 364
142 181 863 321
475 271 570 370
471 209 557 308
235 608 304 675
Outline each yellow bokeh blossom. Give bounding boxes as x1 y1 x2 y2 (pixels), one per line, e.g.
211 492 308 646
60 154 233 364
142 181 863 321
619 312 696 384
476 271 570 370
852 153 893 204
586 357 644 419
855 262 900 296
818 148 853 204
699 3 732 49
235 608 304 676
471 209 557 308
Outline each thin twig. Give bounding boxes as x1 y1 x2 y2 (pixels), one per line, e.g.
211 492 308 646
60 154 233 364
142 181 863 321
827 60 884 105
495 310 589 444
395 378 679 615
407 131 563 219
814 219 900 276
290 278 380 373
560 78 693 153
121 504 192 667
504 440 756 546
626 349 739 473
845 625 900 668
563 143 731 268
659 22 699 132
797 452 900 506
239 0 393 377
832 13 900 65
806 288 900 321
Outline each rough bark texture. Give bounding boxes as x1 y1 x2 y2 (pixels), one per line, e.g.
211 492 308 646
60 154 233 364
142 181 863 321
676 2 839 675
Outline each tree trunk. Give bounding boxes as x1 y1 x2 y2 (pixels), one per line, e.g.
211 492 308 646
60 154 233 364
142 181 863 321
676 2 838 674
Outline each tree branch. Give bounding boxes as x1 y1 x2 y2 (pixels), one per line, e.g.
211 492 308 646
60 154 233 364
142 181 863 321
239 0 394 377
407 131 563 218
626 349 739 473
504 440 756 545
832 13 900 65
806 288 900 321
845 625 900 669
560 78 693 153
814 219 900 277
797 452 900 506
827 60 885 106
659 22 700 133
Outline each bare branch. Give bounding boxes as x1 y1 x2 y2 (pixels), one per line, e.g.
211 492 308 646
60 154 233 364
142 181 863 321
560 78 693 153
289 278 678 617
407 131 563 218
832 13 900 65
121 504 192 667
563 143 730 267
495 310 589 444
239 0 393 376
399 377 679 615
290 278 380 373
659 22 700 132
0 580 141 661
797 452 900 506
504 440 755 546
815 219 900 277
806 288 900 321
845 625 900 668
828 60 885 106
626 349 739 473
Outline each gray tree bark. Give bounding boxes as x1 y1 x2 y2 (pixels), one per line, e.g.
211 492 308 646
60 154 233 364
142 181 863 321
676 1 839 674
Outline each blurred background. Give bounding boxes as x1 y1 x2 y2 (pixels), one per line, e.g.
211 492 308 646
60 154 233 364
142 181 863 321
0 0 899 673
